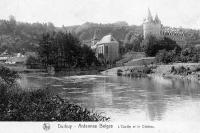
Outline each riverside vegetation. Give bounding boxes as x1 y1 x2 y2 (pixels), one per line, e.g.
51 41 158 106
0 66 109 121
114 35 200 81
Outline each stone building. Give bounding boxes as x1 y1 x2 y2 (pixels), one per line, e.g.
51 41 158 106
91 33 119 63
143 9 186 45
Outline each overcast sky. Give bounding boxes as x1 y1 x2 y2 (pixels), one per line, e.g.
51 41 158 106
0 0 200 29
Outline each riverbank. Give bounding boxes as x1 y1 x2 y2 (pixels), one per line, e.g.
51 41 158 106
151 63 200 82
1 63 45 73
2 63 104 76
0 66 110 121
54 69 101 76
102 63 200 82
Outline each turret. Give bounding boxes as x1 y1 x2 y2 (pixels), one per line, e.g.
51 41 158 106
143 9 162 39
144 8 153 23
154 13 161 24
147 8 153 22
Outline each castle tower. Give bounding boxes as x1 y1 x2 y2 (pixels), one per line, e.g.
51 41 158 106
143 9 162 39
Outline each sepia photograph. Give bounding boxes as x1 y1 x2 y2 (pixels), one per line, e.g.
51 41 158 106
0 0 200 132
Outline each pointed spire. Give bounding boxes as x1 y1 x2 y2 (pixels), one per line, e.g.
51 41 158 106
92 29 99 46
154 13 161 23
93 30 98 40
147 8 153 22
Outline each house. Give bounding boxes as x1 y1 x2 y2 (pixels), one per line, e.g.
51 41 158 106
0 51 11 63
91 34 119 63
6 53 27 64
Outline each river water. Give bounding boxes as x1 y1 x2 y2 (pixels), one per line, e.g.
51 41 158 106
17 73 200 122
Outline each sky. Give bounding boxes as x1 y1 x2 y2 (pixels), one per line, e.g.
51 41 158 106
0 0 200 29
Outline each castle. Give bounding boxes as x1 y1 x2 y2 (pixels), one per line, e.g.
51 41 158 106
143 9 186 45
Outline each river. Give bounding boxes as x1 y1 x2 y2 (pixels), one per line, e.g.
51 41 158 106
17 73 200 122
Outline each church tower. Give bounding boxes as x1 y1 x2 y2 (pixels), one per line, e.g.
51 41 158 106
143 9 162 39
92 30 99 46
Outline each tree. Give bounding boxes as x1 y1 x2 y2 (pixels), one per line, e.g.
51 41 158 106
38 32 99 71
8 15 17 34
144 35 159 56
130 34 143 52
156 49 177 64
144 35 181 57
123 32 143 52
180 46 200 62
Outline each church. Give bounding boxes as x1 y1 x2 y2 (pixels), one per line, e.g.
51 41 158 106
91 33 119 63
143 9 186 45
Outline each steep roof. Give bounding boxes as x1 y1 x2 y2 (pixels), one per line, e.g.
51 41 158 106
154 14 161 23
147 8 153 22
96 34 118 44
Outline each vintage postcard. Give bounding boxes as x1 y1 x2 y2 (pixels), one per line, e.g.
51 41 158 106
0 0 199 133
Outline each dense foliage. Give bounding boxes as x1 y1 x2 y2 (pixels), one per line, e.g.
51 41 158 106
170 65 200 76
123 32 143 52
144 35 181 57
0 16 57 53
38 32 99 71
156 46 200 64
0 88 109 121
117 65 154 77
26 55 42 69
64 22 142 41
179 46 200 62
0 66 109 121
0 66 19 85
155 49 178 64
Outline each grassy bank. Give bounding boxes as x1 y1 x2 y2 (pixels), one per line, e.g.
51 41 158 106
0 87 109 121
2 63 105 76
54 69 101 77
102 63 200 82
1 63 45 73
151 63 200 81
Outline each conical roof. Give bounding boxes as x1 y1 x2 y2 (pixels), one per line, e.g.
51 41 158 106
147 8 153 22
154 13 161 23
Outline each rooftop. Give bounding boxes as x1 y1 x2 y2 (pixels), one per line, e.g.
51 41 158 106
96 34 118 45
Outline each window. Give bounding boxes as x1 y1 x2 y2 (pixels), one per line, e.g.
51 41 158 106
105 46 108 54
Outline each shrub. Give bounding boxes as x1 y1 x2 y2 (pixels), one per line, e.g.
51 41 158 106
156 49 178 64
0 87 110 121
143 65 153 74
179 46 200 63
170 66 192 75
0 66 19 85
117 69 123 76
0 67 110 121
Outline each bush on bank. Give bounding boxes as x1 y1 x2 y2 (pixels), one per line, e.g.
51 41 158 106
117 65 155 77
0 66 109 121
156 46 200 64
170 65 200 76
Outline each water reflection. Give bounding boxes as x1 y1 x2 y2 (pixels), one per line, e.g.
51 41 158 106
18 73 200 121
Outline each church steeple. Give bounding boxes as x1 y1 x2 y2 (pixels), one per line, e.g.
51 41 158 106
93 30 98 40
92 30 98 46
